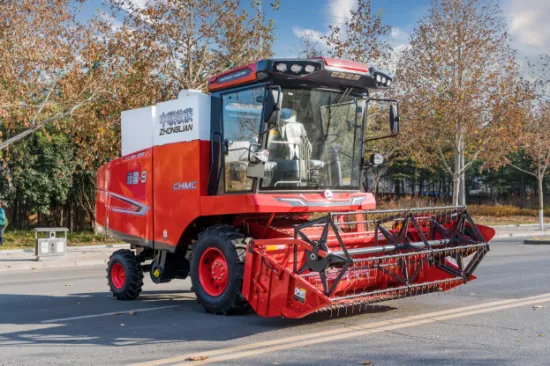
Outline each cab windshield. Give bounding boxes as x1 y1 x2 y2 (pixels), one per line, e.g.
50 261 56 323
261 87 366 190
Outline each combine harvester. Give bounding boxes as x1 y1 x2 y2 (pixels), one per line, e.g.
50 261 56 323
96 57 495 318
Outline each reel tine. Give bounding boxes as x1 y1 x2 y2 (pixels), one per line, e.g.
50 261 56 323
301 206 488 317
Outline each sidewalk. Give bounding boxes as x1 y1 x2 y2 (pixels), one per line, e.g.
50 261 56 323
0 244 129 272
0 225 547 272
492 224 550 239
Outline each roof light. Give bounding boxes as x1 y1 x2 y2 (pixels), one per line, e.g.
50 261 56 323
304 64 316 73
275 63 287 72
290 64 303 73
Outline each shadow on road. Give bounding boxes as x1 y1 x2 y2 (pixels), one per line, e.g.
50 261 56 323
0 290 397 348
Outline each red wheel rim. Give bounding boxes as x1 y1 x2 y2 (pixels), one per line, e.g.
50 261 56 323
198 247 229 297
111 263 126 289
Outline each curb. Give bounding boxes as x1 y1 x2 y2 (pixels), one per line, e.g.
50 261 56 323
0 258 109 272
0 244 129 272
493 233 540 239
523 239 550 245
492 224 541 228
0 243 128 254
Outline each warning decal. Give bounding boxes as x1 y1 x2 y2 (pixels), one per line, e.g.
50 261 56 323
294 287 306 303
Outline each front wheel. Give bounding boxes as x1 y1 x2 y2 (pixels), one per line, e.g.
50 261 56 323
107 249 144 300
190 225 250 315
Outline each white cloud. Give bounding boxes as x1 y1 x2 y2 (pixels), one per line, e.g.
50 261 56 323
505 0 550 59
289 0 358 53
391 28 407 40
292 27 324 43
100 12 123 32
386 27 410 73
126 0 149 9
292 27 329 52
325 0 356 26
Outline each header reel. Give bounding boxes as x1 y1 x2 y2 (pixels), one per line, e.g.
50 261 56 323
242 206 494 318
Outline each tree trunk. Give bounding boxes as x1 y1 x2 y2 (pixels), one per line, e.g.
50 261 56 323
13 194 18 229
452 174 460 206
453 149 461 206
538 175 544 231
59 206 64 227
459 151 466 205
372 175 380 197
68 202 73 233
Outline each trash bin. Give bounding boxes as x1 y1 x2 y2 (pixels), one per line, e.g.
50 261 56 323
34 228 68 257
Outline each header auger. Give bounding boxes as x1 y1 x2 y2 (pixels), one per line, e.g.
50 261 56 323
96 57 495 318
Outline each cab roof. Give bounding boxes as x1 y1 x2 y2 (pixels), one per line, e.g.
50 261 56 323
207 57 392 93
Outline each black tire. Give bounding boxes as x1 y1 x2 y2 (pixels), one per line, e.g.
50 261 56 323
107 249 144 300
190 224 250 315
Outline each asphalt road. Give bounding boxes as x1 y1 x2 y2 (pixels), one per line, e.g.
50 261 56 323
1 237 549 366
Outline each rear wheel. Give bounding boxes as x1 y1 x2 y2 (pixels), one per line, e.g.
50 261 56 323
107 249 144 300
190 225 250 315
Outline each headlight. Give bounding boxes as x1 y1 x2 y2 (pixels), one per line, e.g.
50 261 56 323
382 77 387 84
275 63 287 72
386 79 392 86
304 64 316 73
376 74 382 83
290 64 303 73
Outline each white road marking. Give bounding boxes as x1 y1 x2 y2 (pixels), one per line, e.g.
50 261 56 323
132 292 550 366
0 324 62 335
189 295 550 365
41 305 180 324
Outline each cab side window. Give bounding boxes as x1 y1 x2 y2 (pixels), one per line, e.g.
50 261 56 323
222 87 265 192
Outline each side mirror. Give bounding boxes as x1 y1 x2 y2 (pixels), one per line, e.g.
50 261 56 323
364 99 399 142
262 87 282 124
389 104 400 135
369 153 384 166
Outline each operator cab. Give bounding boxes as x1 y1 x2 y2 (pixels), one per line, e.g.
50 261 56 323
207 57 399 195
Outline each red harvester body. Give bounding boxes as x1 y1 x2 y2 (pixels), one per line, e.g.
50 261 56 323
96 57 495 318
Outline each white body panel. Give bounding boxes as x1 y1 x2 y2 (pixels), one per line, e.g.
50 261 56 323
121 106 156 156
153 90 211 146
120 90 211 157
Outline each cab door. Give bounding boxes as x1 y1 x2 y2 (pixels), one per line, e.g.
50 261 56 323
220 86 266 193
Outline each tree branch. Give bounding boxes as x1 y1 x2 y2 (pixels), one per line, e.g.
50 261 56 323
0 94 96 150
509 162 539 178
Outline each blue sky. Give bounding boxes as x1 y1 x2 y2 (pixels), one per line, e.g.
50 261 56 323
82 0 550 65
266 0 431 56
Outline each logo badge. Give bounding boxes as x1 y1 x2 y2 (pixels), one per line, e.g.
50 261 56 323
324 190 333 200
163 230 168 241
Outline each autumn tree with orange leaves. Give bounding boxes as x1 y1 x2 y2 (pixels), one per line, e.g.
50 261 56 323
294 0 398 194
322 0 392 68
397 0 527 206
0 0 119 152
0 0 127 225
109 0 278 94
508 55 550 230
